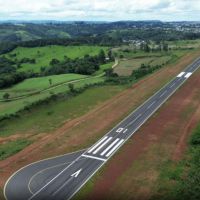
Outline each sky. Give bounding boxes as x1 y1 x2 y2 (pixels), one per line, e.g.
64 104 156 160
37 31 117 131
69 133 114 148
0 0 200 21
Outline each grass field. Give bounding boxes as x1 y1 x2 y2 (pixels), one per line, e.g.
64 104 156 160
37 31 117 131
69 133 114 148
168 39 200 49
112 40 200 59
0 85 125 137
0 139 31 160
0 44 111 116
94 62 114 76
5 45 108 72
0 189 4 200
114 56 171 76
0 74 88 99
113 48 169 59
149 56 171 66
0 76 105 117
113 48 195 76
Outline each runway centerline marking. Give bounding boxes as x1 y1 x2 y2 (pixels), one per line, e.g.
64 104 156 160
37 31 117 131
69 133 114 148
147 101 155 109
170 82 176 88
52 177 73 196
160 90 167 98
28 163 69 194
127 114 142 126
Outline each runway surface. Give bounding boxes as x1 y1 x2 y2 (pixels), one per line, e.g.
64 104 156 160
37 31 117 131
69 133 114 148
4 57 200 200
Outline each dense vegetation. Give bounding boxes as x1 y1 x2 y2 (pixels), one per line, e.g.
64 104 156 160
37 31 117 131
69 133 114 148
1 21 200 43
0 57 30 89
1 21 200 54
4 45 109 73
0 46 111 88
45 50 109 75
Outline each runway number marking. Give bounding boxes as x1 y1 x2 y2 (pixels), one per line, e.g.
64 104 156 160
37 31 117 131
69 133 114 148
184 72 192 78
116 128 128 133
71 169 82 178
177 72 185 78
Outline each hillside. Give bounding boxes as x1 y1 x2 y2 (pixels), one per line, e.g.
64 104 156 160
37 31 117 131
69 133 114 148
4 45 108 72
1 21 200 44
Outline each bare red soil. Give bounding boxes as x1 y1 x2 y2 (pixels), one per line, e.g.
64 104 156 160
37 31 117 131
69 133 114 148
86 65 200 200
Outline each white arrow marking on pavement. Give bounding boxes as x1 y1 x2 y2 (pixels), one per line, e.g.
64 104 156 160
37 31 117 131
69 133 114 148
71 169 82 178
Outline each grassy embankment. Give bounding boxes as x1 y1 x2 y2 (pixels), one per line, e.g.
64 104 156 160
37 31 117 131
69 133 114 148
0 76 105 117
0 139 31 160
0 85 125 137
0 189 4 200
0 74 88 99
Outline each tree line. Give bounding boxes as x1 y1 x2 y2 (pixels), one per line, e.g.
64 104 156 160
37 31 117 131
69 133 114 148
0 36 122 55
44 50 107 75
0 49 112 89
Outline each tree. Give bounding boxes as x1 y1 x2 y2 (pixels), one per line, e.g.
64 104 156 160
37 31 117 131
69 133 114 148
108 50 114 61
40 66 46 73
163 42 169 52
68 83 75 93
49 78 52 86
50 58 60 66
144 43 151 52
98 50 106 64
3 93 10 100
104 68 118 77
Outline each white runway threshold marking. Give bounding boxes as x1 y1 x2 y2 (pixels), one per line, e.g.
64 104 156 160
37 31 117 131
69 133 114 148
177 72 185 78
82 155 107 162
87 136 108 153
93 137 113 154
106 139 124 157
100 138 120 156
184 72 192 78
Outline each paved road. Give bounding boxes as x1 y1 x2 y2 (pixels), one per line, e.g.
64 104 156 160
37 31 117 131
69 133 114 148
4 57 200 200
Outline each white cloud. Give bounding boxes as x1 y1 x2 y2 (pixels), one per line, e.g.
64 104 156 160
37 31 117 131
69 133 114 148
0 0 200 21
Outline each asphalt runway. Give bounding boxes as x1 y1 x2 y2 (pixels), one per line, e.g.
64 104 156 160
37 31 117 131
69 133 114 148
4 57 200 200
